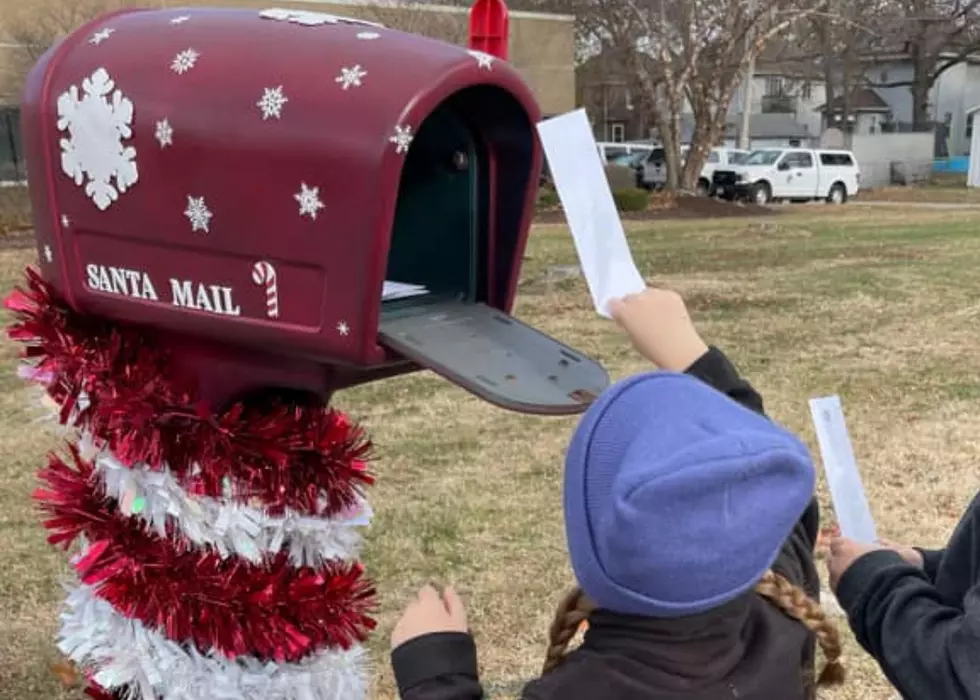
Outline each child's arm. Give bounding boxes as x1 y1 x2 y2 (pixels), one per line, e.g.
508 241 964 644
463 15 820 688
389 586 485 700
684 346 765 416
391 632 484 700
608 289 764 415
834 554 980 700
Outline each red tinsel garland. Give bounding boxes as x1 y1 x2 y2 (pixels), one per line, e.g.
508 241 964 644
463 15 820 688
4 268 373 516
37 447 377 663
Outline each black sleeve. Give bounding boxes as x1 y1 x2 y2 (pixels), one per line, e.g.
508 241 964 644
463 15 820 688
391 632 484 700
836 550 980 700
915 548 946 583
684 346 765 416
686 346 819 595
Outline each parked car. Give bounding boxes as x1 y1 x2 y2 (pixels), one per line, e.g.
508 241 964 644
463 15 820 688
711 149 860 205
637 147 750 194
597 142 654 165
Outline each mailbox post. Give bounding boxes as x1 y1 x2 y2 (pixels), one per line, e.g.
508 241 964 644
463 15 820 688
6 7 606 699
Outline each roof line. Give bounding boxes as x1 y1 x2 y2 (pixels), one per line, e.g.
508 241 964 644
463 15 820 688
272 0 575 22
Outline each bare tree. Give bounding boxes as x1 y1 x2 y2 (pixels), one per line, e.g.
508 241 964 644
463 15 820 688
579 0 824 191
0 0 126 96
806 2 873 133
865 0 980 129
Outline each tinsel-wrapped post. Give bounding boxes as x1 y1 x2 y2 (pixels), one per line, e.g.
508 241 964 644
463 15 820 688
6 269 377 699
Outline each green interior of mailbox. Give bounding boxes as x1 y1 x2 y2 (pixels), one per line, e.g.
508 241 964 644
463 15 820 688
385 103 479 301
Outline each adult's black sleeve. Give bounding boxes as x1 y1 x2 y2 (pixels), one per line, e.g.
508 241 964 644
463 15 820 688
836 551 980 700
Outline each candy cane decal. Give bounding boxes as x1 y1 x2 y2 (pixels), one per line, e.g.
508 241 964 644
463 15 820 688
251 261 279 318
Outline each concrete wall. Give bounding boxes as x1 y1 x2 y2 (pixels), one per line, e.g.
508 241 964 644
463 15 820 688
849 132 934 188
0 0 575 115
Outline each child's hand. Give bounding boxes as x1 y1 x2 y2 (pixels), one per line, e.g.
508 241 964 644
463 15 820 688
608 288 709 372
391 585 469 650
827 536 884 590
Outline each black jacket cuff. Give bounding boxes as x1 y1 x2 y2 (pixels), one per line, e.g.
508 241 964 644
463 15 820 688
914 548 945 582
391 632 479 694
835 549 910 614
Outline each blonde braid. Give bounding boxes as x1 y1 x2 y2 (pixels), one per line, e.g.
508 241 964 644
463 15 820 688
541 587 596 674
755 570 847 687
541 573 846 686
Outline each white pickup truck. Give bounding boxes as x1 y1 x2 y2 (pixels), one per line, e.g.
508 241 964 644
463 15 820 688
639 147 750 194
711 148 860 205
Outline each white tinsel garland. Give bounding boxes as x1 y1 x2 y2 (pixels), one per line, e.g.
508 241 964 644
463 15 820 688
59 585 369 700
92 448 372 567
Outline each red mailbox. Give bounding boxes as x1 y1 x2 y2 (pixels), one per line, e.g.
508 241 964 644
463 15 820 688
20 6 608 413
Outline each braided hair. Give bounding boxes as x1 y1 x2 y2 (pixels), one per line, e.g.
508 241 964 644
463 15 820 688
541 570 846 687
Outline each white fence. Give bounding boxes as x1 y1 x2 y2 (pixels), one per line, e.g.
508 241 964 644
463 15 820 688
849 132 934 189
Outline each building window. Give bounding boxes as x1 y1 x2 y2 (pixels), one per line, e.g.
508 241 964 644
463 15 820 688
610 123 625 143
880 69 888 83
800 82 812 101
968 116 974 140
765 76 783 97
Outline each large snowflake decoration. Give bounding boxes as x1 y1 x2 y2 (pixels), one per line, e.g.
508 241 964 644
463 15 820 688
184 195 213 232
57 67 138 211
389 125 414 155
259 8 383 27
336 65 367 90
257 86 288 120
171 48 199 75
468 50 495 70
294 183 325 220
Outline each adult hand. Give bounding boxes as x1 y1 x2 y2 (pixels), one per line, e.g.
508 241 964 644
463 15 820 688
827 536 884 591
877 538 925 568
391 585 469 650
608 288 709 372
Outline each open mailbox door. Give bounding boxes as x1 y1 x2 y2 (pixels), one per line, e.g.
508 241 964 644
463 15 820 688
379 299 609 415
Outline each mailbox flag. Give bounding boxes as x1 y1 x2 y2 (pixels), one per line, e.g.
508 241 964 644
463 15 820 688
468 0 509 60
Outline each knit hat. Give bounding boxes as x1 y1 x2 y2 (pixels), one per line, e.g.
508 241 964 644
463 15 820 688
564 371 815 618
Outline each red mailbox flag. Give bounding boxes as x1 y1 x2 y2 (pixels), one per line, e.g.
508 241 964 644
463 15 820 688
469 0 509 60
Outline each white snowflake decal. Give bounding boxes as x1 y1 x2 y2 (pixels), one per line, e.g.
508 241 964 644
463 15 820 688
259 8 383 27
43 245 53 263
155 118 173 148
336 65 366 90
184 195 212 232
170 15 191 24
60 214 70 228
56 67 138 211
257 86 288 120
356 31 380 40
294 183 325 219
337 320 350 336
468 50 495 70
89 28 115 45
389 125 414 154
171 48 200 75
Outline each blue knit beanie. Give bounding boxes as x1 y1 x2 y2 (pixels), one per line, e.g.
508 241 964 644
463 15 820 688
564 371 815 618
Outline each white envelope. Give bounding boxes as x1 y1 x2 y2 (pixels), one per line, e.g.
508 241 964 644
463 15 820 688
809 395 878 544
536 109 646 317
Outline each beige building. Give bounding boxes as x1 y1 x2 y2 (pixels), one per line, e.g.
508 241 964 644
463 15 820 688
0 0 575 115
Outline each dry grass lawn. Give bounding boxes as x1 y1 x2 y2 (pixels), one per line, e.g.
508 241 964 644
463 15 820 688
3 205 980 699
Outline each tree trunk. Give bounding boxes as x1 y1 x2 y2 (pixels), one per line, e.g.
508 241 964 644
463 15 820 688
911 70 932 130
